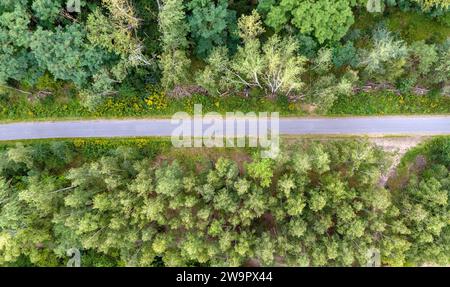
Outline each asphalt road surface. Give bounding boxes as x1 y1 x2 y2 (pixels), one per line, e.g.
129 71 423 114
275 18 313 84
1 116 450 141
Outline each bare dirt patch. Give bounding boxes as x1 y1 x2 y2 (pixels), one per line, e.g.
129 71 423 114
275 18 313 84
370 136 428 187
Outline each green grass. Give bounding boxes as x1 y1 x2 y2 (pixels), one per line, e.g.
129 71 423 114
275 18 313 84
328 92 450 115
0 87 306 122
387 10 450 44
2 88 450 122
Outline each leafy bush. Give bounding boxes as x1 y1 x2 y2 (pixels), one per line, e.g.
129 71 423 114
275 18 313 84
332 42 358 68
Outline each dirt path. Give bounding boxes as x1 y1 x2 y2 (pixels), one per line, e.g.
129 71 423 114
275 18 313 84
370 137 428 187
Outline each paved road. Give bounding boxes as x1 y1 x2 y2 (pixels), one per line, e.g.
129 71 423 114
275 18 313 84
0 116 450 140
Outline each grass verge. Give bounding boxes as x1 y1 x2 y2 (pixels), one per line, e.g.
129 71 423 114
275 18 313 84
1 89 450 123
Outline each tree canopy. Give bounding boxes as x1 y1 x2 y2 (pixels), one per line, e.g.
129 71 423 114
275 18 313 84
0 138 448 267
258 0 356 43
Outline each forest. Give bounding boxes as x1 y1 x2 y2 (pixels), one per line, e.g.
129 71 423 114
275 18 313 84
0 137 448 266
0 0 448 119
0 0 449 267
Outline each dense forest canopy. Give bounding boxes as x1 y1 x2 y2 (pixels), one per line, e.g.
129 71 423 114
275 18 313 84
0 0 448 112
0 138 448 266
0 0 449 267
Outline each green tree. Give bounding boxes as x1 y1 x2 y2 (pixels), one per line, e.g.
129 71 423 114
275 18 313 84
383 138 450 266
246 158 274 188
87 2 148 68
0 143 78 266
0 4 33 84
403 41 438 88
431 43 450 87
197 11 306 97
332 42 358 68
304 48 358 112
30 24 108 87
412 0 450 10
187 0 237 58
31 0 62 23
1 138 448 267
158 0 191 90
259 0 355 43
358 28 408 83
